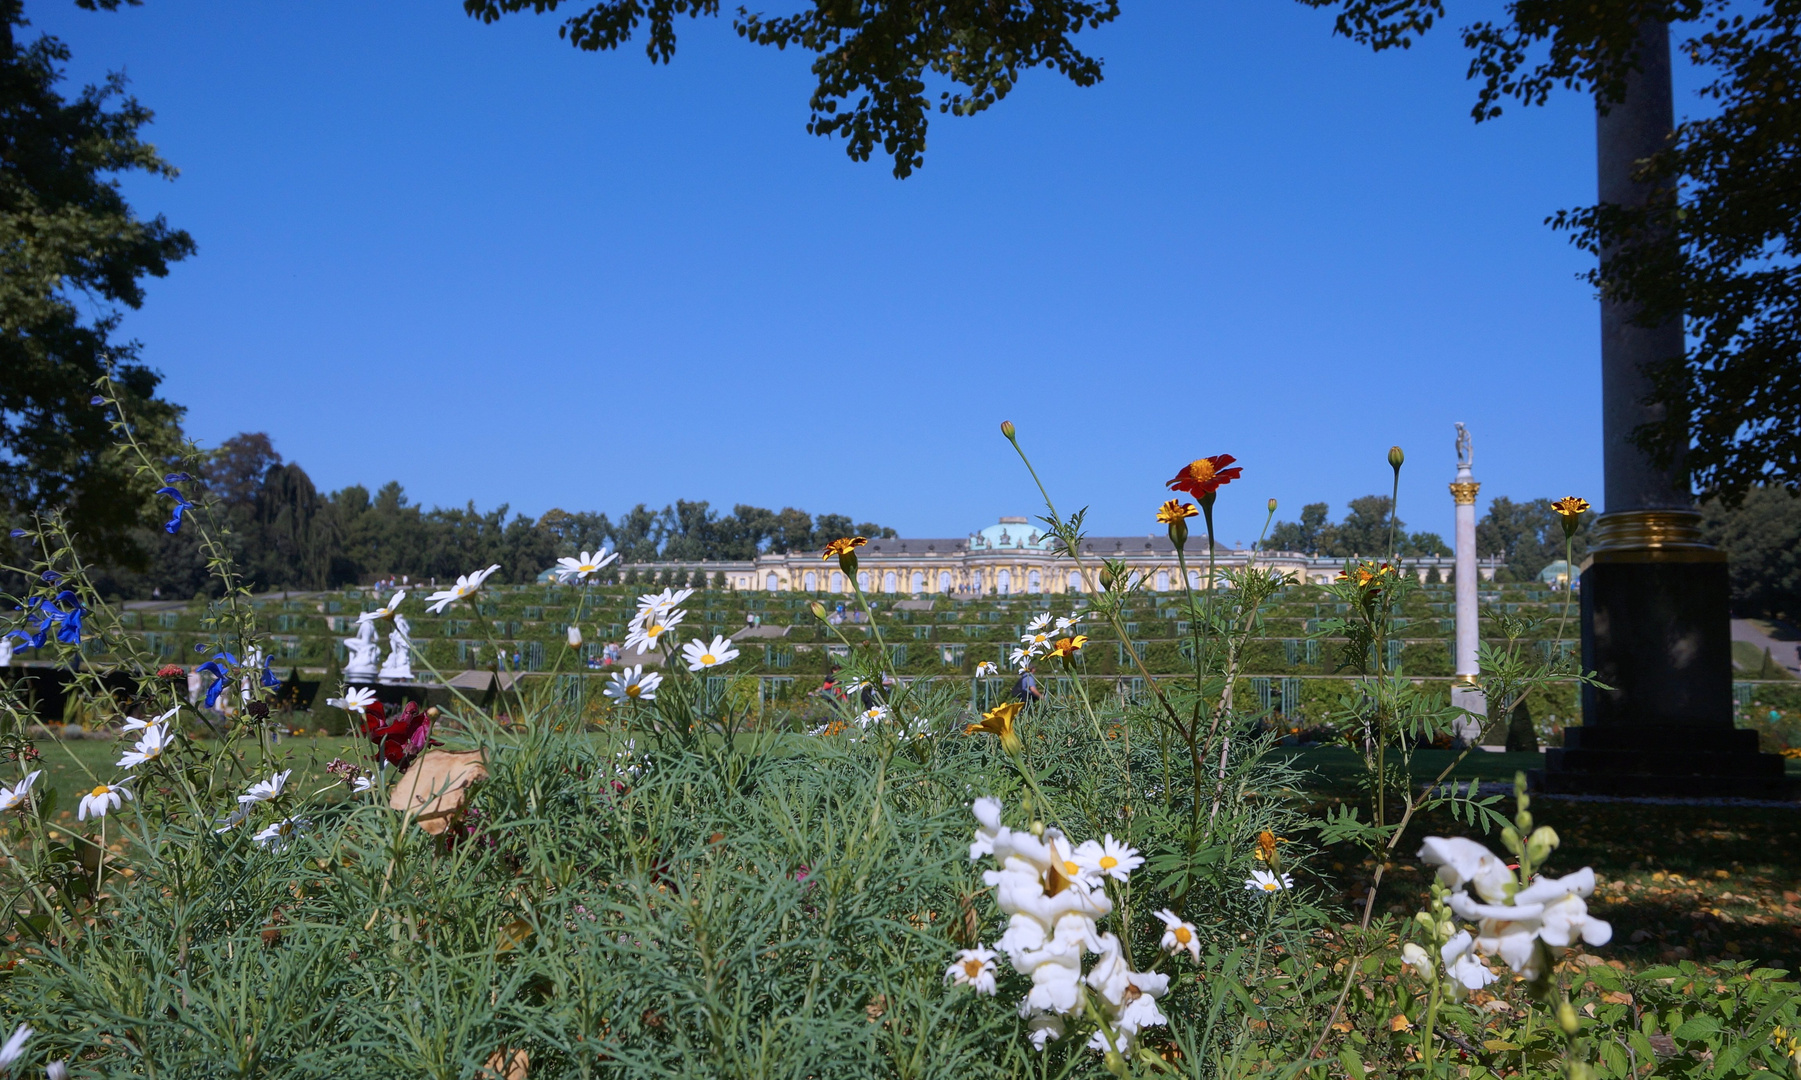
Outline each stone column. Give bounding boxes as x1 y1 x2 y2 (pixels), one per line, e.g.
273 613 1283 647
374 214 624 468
1449 427 1486 744
1537 18 1788 797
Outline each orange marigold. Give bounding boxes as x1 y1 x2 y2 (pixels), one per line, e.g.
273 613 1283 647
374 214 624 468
1166 454 1242 500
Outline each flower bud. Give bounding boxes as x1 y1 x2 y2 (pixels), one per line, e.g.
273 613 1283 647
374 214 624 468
1102 1050 1127 1077
1388 445 1405 471
1167 516 1188 551
810 601 828 621
1029 819 1046 837
1099 566 1117 591
1268 498 1278 514
1500 825 1523 856
1000 420 1016 441
1557 1000 1581 1037
1526 825 1560 865
1413 911 1435 932
567 625 583 648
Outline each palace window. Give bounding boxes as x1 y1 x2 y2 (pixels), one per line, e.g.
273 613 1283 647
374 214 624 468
1068 571 1083 592
832 571 844 592
858 571 870 591
911 571 924 593
938 571 952 593
1027 570 1041 593
883 571 897 593
765 572 779 591
803 570 817 591
997 570 1011 595
1156 570 1169 591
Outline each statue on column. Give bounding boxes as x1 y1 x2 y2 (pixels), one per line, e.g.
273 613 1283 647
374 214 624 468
379 614 415 682
1455 422 1472 470
342 619 382 682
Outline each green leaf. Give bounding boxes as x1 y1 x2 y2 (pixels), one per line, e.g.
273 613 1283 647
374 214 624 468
1337 1046 1365 1080
1672 1014 1720 1041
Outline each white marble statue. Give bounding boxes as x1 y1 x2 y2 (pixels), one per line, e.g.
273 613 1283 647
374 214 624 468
378 613 414 682
342 618 382 681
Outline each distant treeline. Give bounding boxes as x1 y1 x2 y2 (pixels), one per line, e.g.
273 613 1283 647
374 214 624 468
1264 490 1801 621
90 434 895 600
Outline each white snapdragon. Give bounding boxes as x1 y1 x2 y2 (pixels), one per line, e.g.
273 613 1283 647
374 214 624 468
1420 836 1612 982
957 798 1167 1057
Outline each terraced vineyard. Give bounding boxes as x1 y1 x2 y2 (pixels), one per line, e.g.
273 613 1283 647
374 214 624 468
87 579 1601 727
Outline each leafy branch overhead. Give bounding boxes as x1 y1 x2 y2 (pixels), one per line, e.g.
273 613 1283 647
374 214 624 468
461 0 1121 177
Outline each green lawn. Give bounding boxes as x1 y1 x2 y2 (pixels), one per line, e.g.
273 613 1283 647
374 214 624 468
26 734 372 828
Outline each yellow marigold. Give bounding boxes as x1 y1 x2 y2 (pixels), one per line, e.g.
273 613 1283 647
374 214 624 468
821 536 868 560
1155 500 1198 524
1551 496 1591 520
965 701 1023 753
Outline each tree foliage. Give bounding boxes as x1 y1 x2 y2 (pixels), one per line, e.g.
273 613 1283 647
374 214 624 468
1262 495 1451 558
0 0 193 559
1701 483 1801 619
91 432 897 598
460 0 1120 178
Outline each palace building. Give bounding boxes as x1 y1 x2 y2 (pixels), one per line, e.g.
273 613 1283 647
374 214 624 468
619 517 1499 596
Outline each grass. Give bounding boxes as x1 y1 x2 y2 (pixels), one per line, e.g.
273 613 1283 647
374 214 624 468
1289 746 1801 976
27 732 371 833
21 728 1801 978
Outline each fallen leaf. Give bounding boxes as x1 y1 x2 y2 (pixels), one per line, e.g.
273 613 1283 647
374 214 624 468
1389 1014 1412 1032
389 749 488 835
480 1048 528 1080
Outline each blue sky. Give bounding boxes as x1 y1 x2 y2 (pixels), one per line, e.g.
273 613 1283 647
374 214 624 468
37 0 1647 548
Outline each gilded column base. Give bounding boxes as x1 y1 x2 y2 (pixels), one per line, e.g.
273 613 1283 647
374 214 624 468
1582 509 1724 566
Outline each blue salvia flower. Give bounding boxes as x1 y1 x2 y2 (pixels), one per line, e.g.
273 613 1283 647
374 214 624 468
8 529 23 538
90 396 105 405
155 486 195 535
40 571 60 582
195 652 238 708
260 655 282 689
51 592 84 645
162 472 191 484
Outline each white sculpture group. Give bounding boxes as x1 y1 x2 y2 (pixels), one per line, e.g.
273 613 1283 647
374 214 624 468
342 593 414 683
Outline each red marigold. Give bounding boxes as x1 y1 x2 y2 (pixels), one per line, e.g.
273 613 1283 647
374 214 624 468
1166 454 1242 500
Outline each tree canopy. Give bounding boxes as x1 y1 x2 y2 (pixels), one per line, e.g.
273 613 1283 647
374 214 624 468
0 0 193 560
1261 495 1452 560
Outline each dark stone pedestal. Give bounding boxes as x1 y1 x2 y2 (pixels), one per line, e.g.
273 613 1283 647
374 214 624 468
1536 558 1794 798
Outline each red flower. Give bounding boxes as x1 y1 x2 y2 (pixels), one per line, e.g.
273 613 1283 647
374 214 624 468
363 701 434 768
1166 454 1242 500
156 664 185 678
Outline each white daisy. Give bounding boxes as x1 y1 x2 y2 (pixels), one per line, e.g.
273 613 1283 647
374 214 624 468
857 704 890 727
352 775 375 794
77 782 131 821
634 587 694 619
239 769 291 806
1025 612 1052 633
1008 647 1035 670
625 609 686 655
681 635 739 672
567 624 583 648
424 564 502 614
557 549 618 581
944 946 999 995
0 1023 29 1070
116 723 173 770
974 661 998 677
604 665 663 703
356 590 406 624
0 770 41 812
253 817 305 850
1154 908 1201 961
1245 869 1294 893
1053 613 1084 632
1074 834 1143 883
1018 630 1053 651
339 687 377 715
122 706 179 733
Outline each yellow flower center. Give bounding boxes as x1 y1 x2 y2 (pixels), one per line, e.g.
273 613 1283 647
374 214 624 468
1262 882 1279 892
1063 860 1080 877
648 623 664 636
89 785 110 798
1188 458 1217 482
1100 855 1118 870
626 684 642 698
963 959 984 979
1175 926 1192 944
701 653 717 665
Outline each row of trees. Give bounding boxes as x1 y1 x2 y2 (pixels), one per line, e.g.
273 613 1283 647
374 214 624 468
1266 489 1801 620
88 433 895 600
